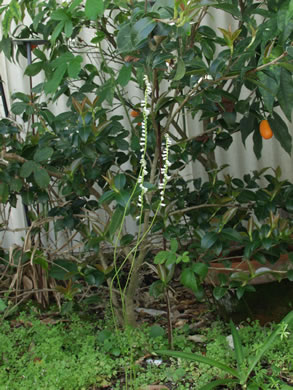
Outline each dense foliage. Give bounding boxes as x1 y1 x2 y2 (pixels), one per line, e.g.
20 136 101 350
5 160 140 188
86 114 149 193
0 0 292 324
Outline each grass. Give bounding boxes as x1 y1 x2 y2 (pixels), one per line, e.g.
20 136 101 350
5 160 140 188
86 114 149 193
0 306 292 390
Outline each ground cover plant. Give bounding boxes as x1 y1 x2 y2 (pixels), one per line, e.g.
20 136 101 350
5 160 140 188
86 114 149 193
0 306 292 390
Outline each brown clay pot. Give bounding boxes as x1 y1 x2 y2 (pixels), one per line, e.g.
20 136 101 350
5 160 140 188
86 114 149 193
207 253 292 285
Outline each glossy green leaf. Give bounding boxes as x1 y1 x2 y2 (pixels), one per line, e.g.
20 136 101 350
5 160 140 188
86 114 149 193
174 58 186 81
269 113 292 155
25 62 43 76
99 190 116 205
201 232 218 249
277 68 293 121
258 69 279 113
85 0 104 20
116 24 133 53
253 124 263 160
213 286 227 300
132 17 156 45
79 126 92 143
114 174 126 190
240 114 256 145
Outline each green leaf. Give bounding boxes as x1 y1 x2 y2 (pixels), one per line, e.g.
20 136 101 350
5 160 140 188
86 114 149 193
180 268 198 293
277 68 293 121
115 190 131 208
269 113 292 155
24 62 43 76
174 58 186 81
34 167 50 189
67 55 83 78
192 262 208 280
253 123 263 160
117 24 133 53
157 350 239 378
120 234 134 246
10 178 22 192
79 126 92 143
258 69 279 113
0 182 9 203
170 238 178 253
201 232 218 249
34 147 54 162
33 255 49 271
51 9 70 21
108 207 124 237
288 270 293 281
20 160 37 178
9 0 21 21
49 259 78 280
117 64 132 87
11 101 27 115
154 251 169 265
85 0 104 20
114 174 126 190
0 298 7 312
230 320 244 372
149 325 165 338
99 190 116 205
213 286 227 300
44 62 67 94
132 17 156 46
165 252 177 266
240 114 256 145
51 20 65 44
64 20 73 38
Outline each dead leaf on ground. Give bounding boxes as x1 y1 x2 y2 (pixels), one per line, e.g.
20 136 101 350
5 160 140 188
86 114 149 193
188 334 206 343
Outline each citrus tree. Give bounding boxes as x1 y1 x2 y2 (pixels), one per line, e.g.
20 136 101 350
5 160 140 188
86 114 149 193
0 0 292 325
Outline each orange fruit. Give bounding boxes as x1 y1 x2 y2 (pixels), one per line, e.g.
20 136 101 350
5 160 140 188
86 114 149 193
259 119 273 139
130 110 140 118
